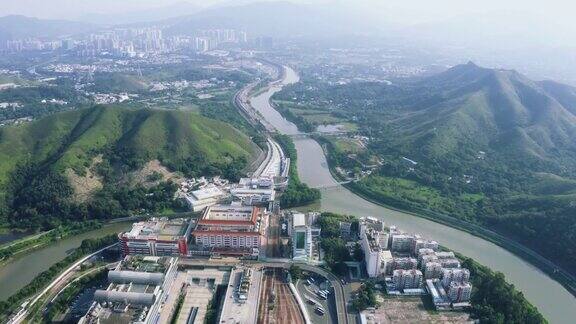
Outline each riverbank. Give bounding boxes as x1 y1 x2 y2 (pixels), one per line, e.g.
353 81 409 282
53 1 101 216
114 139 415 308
0 222 102 268
0 222 130 301
312 133 576 299
0 235 118 322
249 63 576 322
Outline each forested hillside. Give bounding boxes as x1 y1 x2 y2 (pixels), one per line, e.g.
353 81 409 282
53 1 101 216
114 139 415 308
277 62 576 273
0 105 259 229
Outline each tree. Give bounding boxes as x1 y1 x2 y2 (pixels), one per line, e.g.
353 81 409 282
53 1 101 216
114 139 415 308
353 243 364 262
289 265 303 281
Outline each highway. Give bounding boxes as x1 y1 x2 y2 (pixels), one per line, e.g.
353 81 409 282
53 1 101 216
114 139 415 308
253 138 283 179
234 81 276 133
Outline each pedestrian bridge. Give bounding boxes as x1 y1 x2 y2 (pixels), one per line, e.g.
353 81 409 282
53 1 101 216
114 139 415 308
309 180 353 190
287 131 349 140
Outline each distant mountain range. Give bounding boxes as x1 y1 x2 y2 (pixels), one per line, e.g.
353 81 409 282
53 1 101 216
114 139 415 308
343 62 576 270
78 1 202 25
0 15 96 41
386 62 576 172
163 1 387 37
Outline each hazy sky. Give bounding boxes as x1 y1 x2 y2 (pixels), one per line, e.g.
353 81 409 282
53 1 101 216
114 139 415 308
0 0 575 29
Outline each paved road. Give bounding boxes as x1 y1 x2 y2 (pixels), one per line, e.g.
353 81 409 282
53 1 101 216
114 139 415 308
296 279 336 324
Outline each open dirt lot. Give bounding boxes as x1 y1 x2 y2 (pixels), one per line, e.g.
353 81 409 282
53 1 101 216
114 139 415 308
363 296 472 324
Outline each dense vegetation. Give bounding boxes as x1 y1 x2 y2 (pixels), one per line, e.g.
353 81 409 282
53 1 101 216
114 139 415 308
277 62 576 275
460 256 547 324
0 234 117 320
0 106 258 229
0 83 89 122
352 282 378 311
316 212 357 275
272 102 316 132
274 134 320 207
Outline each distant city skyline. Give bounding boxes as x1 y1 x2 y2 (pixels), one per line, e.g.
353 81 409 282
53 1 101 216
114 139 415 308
1 0 575 31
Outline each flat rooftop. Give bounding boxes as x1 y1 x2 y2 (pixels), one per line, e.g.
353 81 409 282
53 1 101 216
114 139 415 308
293 213 306 227
121 218 192 241
198 205 260 225
191 186 224 200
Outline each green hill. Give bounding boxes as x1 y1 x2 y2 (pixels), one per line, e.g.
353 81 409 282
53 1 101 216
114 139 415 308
360 63 576 272
279 62 576 273
0 106 259 228
387 62 576 167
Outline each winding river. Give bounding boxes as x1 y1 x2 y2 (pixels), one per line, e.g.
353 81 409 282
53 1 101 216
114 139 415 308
250 66 576 323
0 222 130 300
0 66 573 322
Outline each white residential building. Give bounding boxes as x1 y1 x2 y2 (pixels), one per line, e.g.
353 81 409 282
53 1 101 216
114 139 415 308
393 269 423 290
448 282 472 303
442 268 471 288
390 234 414 252
424 262 443 279
360 219 392 277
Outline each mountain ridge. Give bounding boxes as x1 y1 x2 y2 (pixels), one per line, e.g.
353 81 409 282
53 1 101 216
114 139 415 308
0 15 96 41
0 106 260 227
390 62 576 167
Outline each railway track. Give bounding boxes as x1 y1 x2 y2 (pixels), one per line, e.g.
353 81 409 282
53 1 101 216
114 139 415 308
257 268 304 324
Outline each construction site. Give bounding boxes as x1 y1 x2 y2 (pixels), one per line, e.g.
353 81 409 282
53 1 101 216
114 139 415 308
257 268 305 324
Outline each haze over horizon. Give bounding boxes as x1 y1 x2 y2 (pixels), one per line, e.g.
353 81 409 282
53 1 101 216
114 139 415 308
1 0 575 28
1 1 576 323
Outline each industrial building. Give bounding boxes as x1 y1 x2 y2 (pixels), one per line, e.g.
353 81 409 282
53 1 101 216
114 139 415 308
118 218 194 257
426 279 451 309
79 256 177 324
183 185 225 212
230 177 276 207
192 204 263 257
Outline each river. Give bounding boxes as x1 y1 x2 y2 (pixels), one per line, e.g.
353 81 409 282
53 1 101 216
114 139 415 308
249 66 576 323
0 222 130 300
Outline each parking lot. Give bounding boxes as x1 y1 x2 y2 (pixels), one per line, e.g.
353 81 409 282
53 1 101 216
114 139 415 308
295 274 338 324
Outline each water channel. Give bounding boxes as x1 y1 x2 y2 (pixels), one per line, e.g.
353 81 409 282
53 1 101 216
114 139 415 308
248 66 576 323
0 222 131 300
